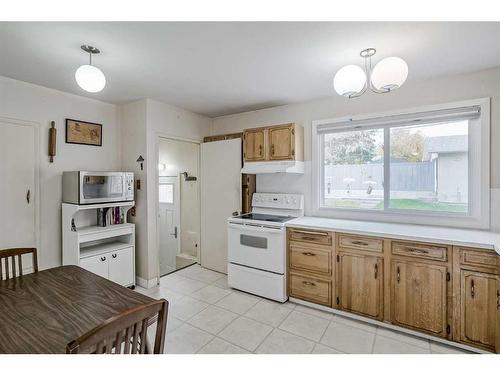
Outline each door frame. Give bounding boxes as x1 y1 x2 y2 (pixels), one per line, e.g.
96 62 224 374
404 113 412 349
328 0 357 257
155 132 201 283
0 116 40 270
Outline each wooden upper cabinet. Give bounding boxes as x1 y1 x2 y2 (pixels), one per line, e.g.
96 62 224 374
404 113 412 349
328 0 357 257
337 252 383 320
243 128 266 161
459 270 499 351
243 123 303 162
269 124 294 160
391 259 449 337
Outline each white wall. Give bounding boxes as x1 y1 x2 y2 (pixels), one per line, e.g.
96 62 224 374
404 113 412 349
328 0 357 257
211 67 500 228
0 77 210 282
0 76 120 269
119 99 148 279
120 98 210 284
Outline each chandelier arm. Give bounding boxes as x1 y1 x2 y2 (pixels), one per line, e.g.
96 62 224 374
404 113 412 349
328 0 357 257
348 83 368 99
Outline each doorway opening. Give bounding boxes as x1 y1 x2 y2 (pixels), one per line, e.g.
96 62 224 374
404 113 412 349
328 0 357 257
157 137 200 276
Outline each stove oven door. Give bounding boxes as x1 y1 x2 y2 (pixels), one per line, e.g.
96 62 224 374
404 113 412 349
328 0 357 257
227 222 286 274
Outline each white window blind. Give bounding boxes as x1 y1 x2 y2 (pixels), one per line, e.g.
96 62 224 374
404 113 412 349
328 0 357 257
316 105 481 133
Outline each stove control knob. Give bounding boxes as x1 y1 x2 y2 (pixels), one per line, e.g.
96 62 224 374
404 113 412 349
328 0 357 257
293 199 297 204
286 199 290 204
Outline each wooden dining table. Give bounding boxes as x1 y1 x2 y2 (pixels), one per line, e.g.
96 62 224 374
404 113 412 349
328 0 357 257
0 265 156 354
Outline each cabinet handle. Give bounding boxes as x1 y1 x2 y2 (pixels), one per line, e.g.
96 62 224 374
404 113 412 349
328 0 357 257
470 279 475 298
396 267 400 283
497 290 500 310
302 281 316 287
100 256 106 262
301 236 317 241
352 240 369 246
407 247 429 254
258 144 262 156
112 254 117 259
271 144 275 155
374 263 378 279
301 252 316 256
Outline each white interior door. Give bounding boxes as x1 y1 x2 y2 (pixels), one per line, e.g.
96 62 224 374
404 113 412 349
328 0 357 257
201 139 242 274
158 176 180 275
0 119 36 270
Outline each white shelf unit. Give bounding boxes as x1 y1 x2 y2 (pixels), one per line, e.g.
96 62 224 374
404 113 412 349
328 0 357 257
62 201 136 287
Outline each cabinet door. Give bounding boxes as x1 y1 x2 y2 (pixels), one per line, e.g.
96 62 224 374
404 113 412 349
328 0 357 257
338 252 383 319
269 125 294 160
391 260 448 337
243 129 266 161
80 254 108 279
460 270 498 350
109 247 134 286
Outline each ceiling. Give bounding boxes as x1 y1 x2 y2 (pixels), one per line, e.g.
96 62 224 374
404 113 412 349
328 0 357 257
1 22 500 117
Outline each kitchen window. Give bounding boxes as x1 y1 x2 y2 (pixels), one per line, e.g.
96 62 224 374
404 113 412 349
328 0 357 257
312 99 490 229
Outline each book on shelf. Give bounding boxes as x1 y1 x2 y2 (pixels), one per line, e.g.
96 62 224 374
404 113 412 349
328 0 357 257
97 207 125 227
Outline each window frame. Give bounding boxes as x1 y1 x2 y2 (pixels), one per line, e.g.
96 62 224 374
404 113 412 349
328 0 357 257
311 98 490 229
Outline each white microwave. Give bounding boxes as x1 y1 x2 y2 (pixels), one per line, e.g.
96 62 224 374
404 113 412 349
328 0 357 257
62 171 134 204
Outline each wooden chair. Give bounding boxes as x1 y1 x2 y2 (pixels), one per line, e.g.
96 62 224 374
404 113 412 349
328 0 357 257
66 299 168 354
0 248 38 280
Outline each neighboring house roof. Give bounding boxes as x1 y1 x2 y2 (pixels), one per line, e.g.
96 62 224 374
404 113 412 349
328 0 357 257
425 135 468 154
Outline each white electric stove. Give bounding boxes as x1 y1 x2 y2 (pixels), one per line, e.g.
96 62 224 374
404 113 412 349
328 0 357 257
227 193 304 302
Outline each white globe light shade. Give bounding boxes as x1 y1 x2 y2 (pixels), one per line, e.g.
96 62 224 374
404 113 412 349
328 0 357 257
371 57 408 91
333 65 366 97
75 64 106 93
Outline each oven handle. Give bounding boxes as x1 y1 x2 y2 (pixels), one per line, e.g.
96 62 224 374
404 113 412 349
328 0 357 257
228 223 284 234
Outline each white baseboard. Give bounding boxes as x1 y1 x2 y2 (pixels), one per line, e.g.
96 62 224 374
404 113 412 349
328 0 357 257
135 276 158 289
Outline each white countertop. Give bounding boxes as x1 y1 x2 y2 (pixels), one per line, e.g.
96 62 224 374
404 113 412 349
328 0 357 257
286 217 500 255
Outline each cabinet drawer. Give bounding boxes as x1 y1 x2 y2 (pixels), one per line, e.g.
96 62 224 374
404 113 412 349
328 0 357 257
290 244 332 275
289 272 331 306
338 234 383 253
459 247 500 273
392 241 448 262
289 228 332 246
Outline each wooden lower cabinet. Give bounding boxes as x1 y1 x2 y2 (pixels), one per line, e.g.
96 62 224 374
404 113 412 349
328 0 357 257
287 227 500 352
459 270 499 351
337 252 383 320
391 259 449 337
289 271 332 306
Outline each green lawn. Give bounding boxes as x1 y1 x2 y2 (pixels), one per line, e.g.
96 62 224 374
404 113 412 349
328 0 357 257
324 198 467 213
381 199 467 213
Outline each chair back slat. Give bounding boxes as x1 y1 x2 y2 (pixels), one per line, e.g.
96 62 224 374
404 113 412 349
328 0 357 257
66 299 168 354
0 248 37 280
123 326 132 353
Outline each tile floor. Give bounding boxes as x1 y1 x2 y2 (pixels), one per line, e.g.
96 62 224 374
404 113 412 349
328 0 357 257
137 264 472 354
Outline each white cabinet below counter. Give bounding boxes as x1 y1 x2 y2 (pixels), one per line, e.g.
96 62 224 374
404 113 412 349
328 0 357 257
80 245 134 287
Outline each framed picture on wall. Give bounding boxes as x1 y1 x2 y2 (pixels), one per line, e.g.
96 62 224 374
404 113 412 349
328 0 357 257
65 119 102 146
